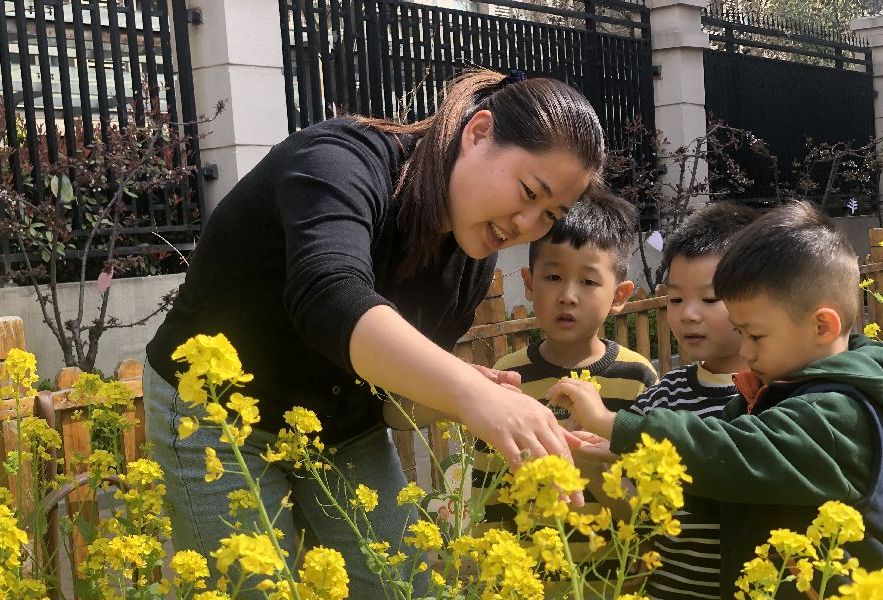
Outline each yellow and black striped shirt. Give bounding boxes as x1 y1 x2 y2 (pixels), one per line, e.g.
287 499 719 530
471 338 657 579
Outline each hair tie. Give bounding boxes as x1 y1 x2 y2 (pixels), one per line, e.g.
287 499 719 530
500 69 527 87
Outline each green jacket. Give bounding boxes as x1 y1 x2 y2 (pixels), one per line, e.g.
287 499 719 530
610 334 883 598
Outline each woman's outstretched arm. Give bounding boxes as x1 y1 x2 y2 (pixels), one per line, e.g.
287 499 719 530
351 304 578 476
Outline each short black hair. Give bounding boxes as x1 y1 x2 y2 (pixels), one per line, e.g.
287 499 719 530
713 201 859 330
663 202 760 270
528 191 637 281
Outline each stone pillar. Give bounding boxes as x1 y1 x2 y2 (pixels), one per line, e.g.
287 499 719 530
850 16 883 210
175 0 289 216
647 0 709 206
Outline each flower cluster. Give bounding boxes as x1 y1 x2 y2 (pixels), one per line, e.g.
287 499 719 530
498 454 588 531
604 433 692 537
736 501 880 599
296 546 350 600
0 347 38 400
451 528 545 599
72 375 137 457
569 368 602 391
0 498 45 599
261 406 326 470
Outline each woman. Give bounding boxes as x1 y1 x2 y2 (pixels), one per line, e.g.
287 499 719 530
143 69 606 593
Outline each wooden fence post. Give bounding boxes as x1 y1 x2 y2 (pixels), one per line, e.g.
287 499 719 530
0 317 30 506
511 305 530 351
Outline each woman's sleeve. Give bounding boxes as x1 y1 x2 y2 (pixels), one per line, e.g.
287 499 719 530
274 130 398 373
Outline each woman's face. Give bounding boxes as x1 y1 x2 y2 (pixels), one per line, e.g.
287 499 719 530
447 110 595 259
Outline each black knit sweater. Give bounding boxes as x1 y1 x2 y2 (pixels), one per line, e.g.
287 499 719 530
147 119 496 442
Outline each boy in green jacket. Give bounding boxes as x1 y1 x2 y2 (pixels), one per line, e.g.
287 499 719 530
550 201 883 598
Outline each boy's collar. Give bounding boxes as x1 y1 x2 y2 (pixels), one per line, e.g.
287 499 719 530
733 371 766 413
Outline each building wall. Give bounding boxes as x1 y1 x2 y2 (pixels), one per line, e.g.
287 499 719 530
1 274 184 381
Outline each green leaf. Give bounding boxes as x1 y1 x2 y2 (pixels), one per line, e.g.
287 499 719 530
50 175 59 197
123 187 138 199
60 175 74 205
40 249 50 263
73 577 99 600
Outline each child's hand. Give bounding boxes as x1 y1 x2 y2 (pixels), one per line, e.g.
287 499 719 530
547 377 617 439
471 364 521 389
569 430 619 464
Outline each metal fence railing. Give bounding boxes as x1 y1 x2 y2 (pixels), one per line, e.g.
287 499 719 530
0 0 203 274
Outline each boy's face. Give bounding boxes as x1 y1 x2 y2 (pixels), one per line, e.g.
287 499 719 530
667 254 744 374
726 293 834 384
523 241 633 345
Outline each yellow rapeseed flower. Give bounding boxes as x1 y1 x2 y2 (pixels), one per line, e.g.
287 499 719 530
205 447 224 482
227 392 260 426
396 481 425 506
529 527 567 574
193 592 232 600
350 484 379 513
833 567 883 599
404 520 443 551
172 333 254 387
569 368 602 391
171 549 209 588
227 489 258 516
865 323 881 339
212 533 285 576
794 558 814 593
807 501 865 545
767 529 817 559
284 406 323 434
178 370 208 406
1 348 38 397
297 546 349 600
860 278 875 289
641 550 663 571
205 402 228 424
498 455 587 528
735 557 779 599
178 416 200 440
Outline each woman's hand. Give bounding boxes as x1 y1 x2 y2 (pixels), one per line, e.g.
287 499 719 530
547 377 617 439
349 305 583 504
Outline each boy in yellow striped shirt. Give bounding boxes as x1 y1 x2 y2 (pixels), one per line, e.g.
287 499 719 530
471 193 657 587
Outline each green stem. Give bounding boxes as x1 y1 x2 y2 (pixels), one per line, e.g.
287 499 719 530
386 396 447 493
817 533 841 599
304 460 406 600
218 418 301 600
556 519 583 600
769 552 791 599
612 510 639 598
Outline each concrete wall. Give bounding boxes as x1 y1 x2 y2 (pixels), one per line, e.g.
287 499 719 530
0 274 184 381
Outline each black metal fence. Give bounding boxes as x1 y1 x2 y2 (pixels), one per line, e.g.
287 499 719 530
278 0 655 153
0 0 202 274
702 6 876 211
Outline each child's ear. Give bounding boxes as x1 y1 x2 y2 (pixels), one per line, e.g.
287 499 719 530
812 307 843 343
608 280 635 315
521 266 535 302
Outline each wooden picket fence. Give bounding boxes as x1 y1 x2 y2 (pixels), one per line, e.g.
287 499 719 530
0 316 145 596
1 228 882 592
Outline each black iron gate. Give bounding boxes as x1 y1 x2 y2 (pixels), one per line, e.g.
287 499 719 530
278 0 655 154
702 6 875 209
0 0 203 273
